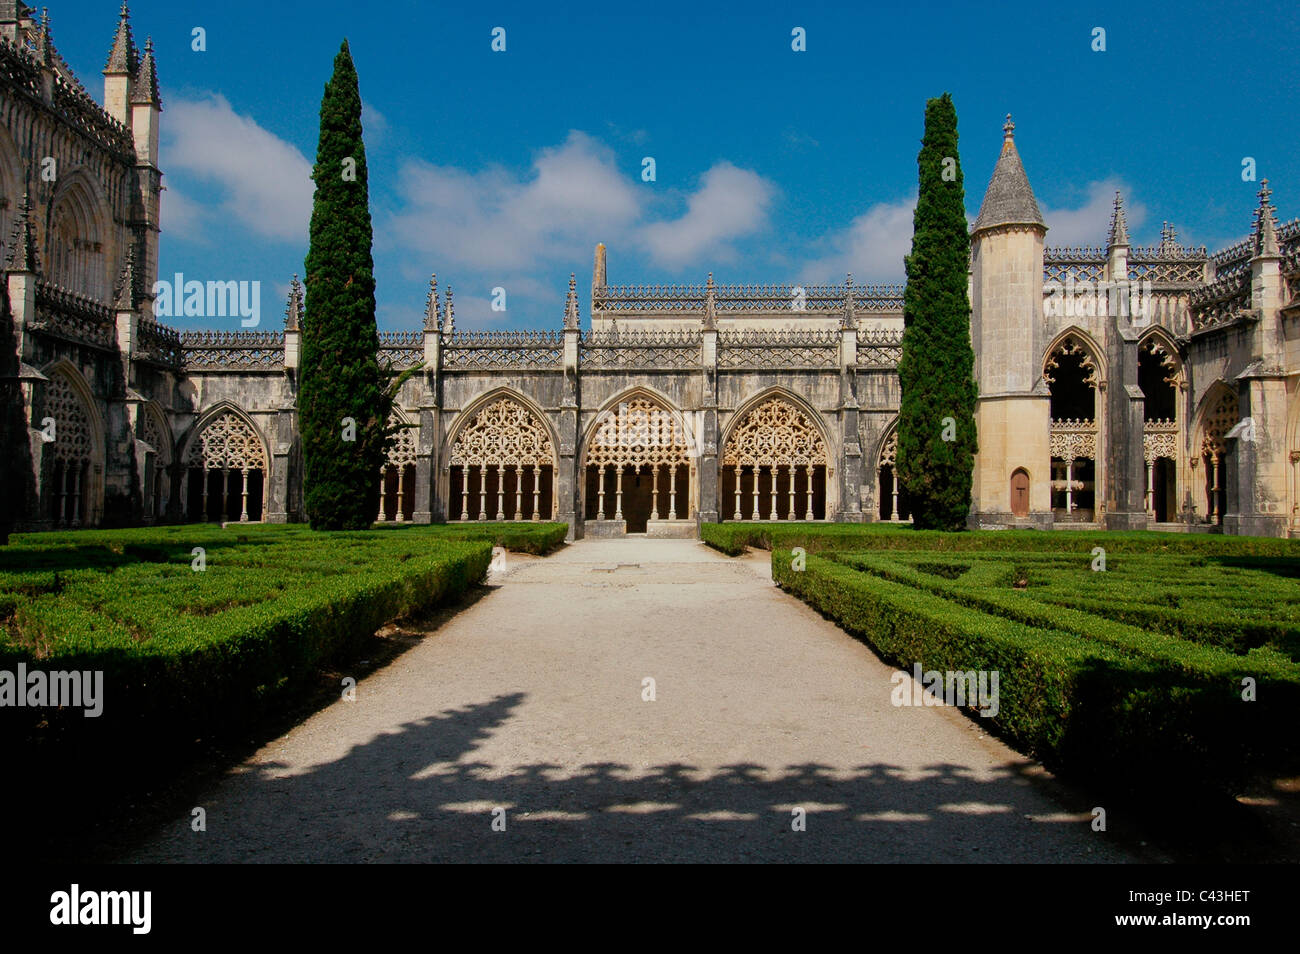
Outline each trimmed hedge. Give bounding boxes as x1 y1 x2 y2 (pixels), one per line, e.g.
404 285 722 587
773 548 1300 792
0 525 529 750
703 521 1300 557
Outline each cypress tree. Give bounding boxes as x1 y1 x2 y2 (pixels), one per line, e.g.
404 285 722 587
896 93 978 530
300 40 385 530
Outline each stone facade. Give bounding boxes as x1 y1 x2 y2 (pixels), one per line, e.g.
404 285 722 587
4 5 1299 539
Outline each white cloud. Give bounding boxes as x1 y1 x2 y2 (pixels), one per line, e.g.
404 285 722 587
641 162 776 269
386 130 640 272
1040 178 1146 248
800 195 916 283
362 100 389 145
162 93 313 243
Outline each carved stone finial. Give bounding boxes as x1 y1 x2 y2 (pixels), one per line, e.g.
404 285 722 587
1108 191 1130 248
113 246 138 311
1002 113 1015 141
443 285 455 335
131 35 160 107
842 273 857 330
285 274 303 331
423 273 440 331
564 273 580 329
1253 178 1279 259
6 192 39 274
105 1 136 75
702 272 717 330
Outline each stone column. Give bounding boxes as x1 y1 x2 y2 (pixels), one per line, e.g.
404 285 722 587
838 319 864 522
1103 322 1148 530
556 325 581 540
696 323 720 525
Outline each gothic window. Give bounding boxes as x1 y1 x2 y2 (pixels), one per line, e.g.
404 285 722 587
44 370 96 527
184 411 268 522
722 397 827 522
1138 337 1181 521
141 408 172 520
450 397 554 522
48 183 108 302
585 396 692 531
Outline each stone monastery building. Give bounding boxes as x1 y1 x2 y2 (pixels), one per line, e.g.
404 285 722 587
4 3 1299 540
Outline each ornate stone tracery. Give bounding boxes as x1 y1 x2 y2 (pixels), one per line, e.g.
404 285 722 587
586 397 691 468
1199 389 1239 456
185 411 267 471
450 397 553 467
723 398 826 467
44 370 94 464
1043 336 1099 387
1049 418 1098 460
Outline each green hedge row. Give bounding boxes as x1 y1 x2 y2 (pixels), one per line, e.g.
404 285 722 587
847 551 1300 661
1 530 500 751
773 549 1300 792
702 521 1300 557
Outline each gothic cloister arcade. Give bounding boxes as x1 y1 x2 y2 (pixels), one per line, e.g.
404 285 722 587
42 364 103 528
1138 334 1183 523
1045 333 1103 522
448 395 555 522
721 395 829 522
182 408 269 522
139 403 173 521
1194 386 1239 526
584 395 693 532
875 424 910 522
377 412 418 523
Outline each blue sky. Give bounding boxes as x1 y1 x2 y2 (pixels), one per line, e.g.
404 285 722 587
46 0 1300 331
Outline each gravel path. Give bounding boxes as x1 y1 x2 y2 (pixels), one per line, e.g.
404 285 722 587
128 538 1137 863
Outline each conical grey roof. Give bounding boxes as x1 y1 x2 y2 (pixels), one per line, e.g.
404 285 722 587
973 115 1045 233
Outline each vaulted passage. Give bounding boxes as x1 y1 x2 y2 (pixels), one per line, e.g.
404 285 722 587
1046 338 1099 521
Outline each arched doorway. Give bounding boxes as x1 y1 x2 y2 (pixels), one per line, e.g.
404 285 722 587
42 367 101 527
1010 468 1030 517
584 396 692 533
448 396 554 521
722 396 828 521
140 405 173 521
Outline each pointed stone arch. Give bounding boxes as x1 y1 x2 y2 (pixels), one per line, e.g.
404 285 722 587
39 360 104 527
180 403 270 522
1137 327 1184 521
139 401 173 520
1192 383 1239 525
873 417 910 523
0 125 24 267
581 387 694 532
721 390 829 522
1044 328 1104 521
447 390 556 522
377 407 419 523
47 171 113 301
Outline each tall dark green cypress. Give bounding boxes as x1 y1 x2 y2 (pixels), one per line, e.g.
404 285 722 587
300 40 385 530
896 93 978 530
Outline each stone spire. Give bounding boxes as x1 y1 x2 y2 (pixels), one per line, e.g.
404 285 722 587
841 272 857 330
113 246 138 311
702 272 716 330
104 1 136 75
972 114 1046 234
1107 191 1129 247
130 35 159 107
423 273 441 331
6 192 39 273
564 273 580 329
1253 179 1279 259
1158 221 1179 252
36 8 54 66
443 285 455 335
284 275 303 331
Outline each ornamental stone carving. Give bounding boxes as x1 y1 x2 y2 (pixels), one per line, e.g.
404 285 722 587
450 398 553 467
185 412 268 471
